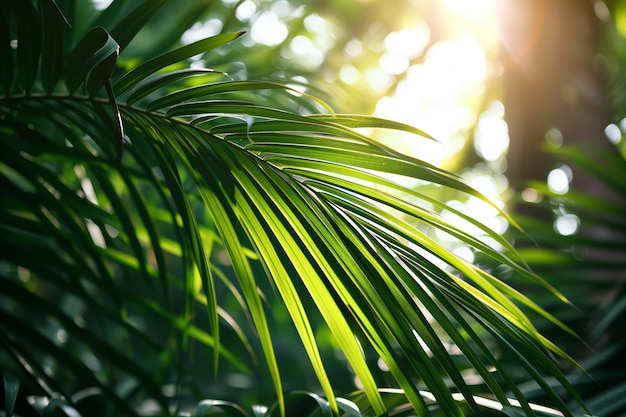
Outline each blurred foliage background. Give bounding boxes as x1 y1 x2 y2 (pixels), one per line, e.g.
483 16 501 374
2 0 626 416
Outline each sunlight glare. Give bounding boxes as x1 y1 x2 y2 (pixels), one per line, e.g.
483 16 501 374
365 67 394 94
444 0 494 19
181 19 224 45
250 11 288 46
374 38 486 166
384 23 431 58
348 0 507 243
368 0 499 170
379 53 410 75
474 101 509 162
377 24 430 75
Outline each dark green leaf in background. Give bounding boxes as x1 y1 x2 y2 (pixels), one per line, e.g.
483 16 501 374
0 4 13 94
108 0 167 52
7 0 41 93
40 0 69 93
65 26 119 94
2 369 20 417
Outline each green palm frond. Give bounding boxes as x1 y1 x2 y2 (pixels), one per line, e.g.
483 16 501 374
0 1 586 416
500 144 626 417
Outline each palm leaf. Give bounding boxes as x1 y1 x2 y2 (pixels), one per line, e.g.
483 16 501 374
0 1 587 416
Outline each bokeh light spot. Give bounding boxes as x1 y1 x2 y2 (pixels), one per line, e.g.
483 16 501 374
547 166 572 195
554 214 580 236
235 0 257 21
379 53 410 75
384 24 430 58
339 64 360 85
474 101 509 162
604 123 622 144
181 19 224 45
250 12 288 46
344 39 364 58
545 128 564 147
521 188 543 203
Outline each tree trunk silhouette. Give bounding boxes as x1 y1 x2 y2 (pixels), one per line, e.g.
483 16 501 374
497 0 617 218
498 1 626 374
